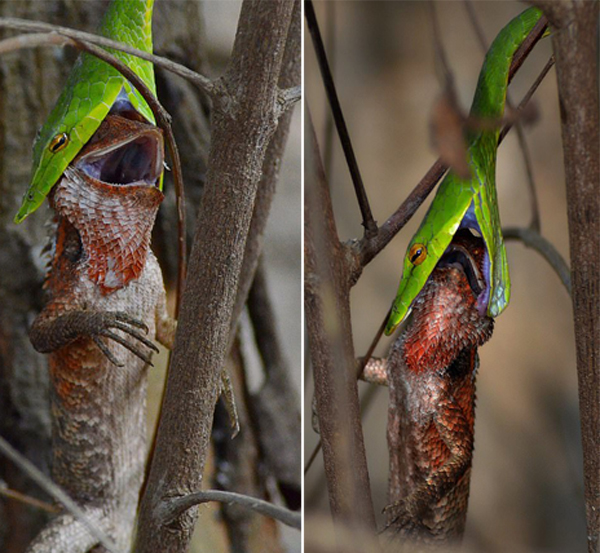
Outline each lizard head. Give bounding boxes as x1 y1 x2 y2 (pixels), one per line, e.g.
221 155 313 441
50 114 165 294
402 230 494 373
385 189 509 336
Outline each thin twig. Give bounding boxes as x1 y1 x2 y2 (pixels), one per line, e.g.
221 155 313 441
0 30 64 53
505 16 548 84
161 489 301 530
504 227 571 294
0 17 213 96
0 31 188 315
0 482 59 514
304 441 322 476
464 0 541 231
305 0 378 238
0 435 121 553
514 123 541 231
322 1 336 178
499 56 555 142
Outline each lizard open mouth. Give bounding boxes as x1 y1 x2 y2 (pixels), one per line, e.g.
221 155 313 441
437 232 486 299
75 115 164 187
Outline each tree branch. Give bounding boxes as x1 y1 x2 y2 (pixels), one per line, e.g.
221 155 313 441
322 1 337 180
305 306 390 475
305 110 376 530
305 0 377 238
134 2 295 551
229 0 300 347
161 490 301 530
0 17 213 96
503 226 571 294
534 3 600 551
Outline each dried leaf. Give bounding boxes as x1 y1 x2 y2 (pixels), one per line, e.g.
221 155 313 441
430 91 471 179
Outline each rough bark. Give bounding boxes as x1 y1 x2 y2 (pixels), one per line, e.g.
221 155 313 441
537 2 600 551
134 2 296 551
305 116 376 530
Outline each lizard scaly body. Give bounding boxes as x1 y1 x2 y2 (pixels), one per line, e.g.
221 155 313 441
26 114 173 552
365 231 492 544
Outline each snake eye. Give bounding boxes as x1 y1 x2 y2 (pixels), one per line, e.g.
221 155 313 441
408 243 427 266
49 133 69 153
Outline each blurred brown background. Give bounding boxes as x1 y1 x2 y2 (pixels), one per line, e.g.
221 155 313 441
305 2 585 551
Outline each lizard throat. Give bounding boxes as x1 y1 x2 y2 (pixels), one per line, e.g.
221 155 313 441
52 167 164 294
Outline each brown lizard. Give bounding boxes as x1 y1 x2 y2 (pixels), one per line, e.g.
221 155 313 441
362 230 494 546
25 113 174 552
25 111 239 552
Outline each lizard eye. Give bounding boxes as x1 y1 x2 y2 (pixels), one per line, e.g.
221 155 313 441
408 243 427 266
49 133 69 153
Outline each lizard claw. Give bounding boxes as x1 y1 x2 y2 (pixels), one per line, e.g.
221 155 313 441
111 321 159 354
92 336 125 368
90 311 158 366
112 311 150 334
100 330 155 367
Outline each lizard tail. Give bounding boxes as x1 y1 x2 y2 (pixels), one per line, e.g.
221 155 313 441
25 509 110 553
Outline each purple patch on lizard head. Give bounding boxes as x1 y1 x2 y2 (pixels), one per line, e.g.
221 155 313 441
476 250 491 316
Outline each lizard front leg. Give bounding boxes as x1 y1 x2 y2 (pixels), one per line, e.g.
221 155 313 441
30 309 159 367
359 357 389 386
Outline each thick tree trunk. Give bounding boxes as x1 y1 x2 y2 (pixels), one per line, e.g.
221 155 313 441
134 1 297 551
537 3 600 551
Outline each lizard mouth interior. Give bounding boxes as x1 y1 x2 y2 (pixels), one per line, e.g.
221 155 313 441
438 242 485 298
77 132 163 187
